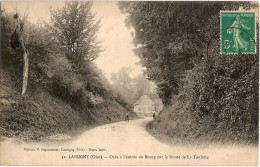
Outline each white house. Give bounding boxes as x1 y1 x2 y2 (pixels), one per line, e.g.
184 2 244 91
134 95 155 117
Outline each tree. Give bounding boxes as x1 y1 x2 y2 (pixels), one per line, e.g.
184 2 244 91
7 11 30 95
110 67 134 103
110 67 161 105
119 1 258 142
49 2 102 71
118 1 255 105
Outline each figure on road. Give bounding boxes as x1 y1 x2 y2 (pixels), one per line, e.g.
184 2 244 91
153 112 156 119
125 112 129 122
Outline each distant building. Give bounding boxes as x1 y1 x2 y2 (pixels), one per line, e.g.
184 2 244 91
134 95 155 117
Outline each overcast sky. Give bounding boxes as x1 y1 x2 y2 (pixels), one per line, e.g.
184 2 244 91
2 1 144 80
92 2 145 79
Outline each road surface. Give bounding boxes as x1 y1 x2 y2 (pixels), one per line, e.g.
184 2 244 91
0 118 258 165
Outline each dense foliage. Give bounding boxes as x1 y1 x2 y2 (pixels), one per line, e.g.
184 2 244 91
0 2 136 141
119 1 259 143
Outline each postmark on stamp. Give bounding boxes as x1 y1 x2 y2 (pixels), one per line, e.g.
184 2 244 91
220 11 256 54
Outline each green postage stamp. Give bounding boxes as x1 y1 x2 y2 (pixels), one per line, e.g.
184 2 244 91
220 11 256 54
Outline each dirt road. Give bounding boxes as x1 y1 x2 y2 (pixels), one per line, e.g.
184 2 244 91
0 118 258 165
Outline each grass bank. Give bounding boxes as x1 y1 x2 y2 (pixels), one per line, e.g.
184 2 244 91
0 83 137 142
146 102 258 146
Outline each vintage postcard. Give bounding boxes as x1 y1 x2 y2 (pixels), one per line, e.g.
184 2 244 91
0 1 259 166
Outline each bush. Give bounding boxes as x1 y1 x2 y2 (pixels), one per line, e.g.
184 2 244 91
189 52 259 143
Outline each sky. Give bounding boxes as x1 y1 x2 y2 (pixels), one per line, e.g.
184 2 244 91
92 2 145 79
2 1 145 80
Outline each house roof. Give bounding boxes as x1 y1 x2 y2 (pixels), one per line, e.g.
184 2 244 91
134 95 154 106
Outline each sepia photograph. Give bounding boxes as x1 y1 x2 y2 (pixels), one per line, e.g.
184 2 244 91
0 0 259 166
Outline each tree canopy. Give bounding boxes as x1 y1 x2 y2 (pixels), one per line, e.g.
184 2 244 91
49 2 102 71
118 1 256 105
119 1 259 143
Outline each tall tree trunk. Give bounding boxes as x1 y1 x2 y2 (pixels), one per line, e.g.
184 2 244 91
20 36 29 95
